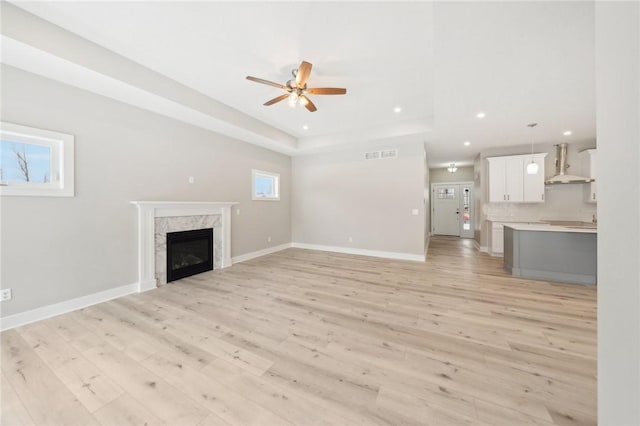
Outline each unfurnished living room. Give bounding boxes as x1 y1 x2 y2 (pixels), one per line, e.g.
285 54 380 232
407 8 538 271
1 2 639 426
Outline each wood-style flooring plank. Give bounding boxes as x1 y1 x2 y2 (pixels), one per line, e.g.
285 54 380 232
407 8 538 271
0 237 596 425
1 330 97 425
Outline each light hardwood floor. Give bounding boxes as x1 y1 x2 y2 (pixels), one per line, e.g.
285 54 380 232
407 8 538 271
1 237 596 426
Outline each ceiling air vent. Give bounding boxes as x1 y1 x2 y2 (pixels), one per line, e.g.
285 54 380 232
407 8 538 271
364 151 381 160
364 149 397 160
381 149 398 159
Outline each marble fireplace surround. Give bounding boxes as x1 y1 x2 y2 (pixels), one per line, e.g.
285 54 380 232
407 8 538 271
131 201 238 292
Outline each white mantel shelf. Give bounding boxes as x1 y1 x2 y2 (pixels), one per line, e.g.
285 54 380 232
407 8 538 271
131 201 239 292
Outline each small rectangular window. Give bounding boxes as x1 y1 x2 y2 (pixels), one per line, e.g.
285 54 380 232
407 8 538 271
1 140 52 184
438 188 456 199
0 122 74 197
252 169 280 201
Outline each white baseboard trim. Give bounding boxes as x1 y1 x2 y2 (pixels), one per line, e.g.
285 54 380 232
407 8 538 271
138 278 157 293
0 282 138 332
291 242 425 262
472 239 488 253
232 243 292 264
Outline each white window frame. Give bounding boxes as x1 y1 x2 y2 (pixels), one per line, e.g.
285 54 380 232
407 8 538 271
0 122 75 197
251 169 280 201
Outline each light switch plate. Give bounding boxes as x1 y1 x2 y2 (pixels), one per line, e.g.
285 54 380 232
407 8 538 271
411 209 419 215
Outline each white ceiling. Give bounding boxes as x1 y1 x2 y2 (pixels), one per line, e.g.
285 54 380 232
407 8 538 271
6 1 595 167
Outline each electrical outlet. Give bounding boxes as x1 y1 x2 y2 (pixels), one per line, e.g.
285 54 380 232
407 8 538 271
236 209 240 216
188 176 195 184
267 236 271 243
1 288 12 302
348 236 353 243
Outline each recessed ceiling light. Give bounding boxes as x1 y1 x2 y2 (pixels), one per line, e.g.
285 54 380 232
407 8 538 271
476 112 486 119
563 130 572 136
302 124 309 130
463 141 471 146
393 107 402 113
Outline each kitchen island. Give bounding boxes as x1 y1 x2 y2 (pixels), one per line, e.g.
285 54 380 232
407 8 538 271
503 224 597 285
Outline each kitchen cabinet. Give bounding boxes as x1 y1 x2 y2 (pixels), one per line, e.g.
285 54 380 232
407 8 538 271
580 149 597 203
487 153 547 203
523 155 546 202
488 221 512 256
488 220 544 256
504 224 597 284
505 157 524 201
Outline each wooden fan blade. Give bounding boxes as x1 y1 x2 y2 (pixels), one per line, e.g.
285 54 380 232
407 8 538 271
295 61 312 86
246 76 287 89
263 94 289 106
300 95 317 112
306 87 347 95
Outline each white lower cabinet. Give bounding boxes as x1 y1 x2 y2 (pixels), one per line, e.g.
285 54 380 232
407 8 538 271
488 222 512 256
487 221 539 256
490 224 506 256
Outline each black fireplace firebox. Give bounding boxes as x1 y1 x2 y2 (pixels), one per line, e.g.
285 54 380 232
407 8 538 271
166 228 214 283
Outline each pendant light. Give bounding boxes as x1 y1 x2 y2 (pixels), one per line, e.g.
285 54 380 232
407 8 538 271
526 123 539 175
447 163 458 173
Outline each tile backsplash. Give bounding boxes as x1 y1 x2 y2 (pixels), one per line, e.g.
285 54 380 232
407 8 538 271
485 183 596 222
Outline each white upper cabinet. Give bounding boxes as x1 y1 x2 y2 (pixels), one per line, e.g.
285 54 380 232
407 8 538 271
488 157 507 202
487 153 547 203
505 157 524 202
523 155 546 202
580 149 597 203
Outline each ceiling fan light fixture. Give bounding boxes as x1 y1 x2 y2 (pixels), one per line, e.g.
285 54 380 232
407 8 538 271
288 92 299 108
246 61 346 112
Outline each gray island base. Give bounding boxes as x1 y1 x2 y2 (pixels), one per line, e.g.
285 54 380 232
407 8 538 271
503 224 597 285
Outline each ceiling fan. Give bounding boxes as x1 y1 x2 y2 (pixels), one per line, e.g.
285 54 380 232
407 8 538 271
246 61 347 112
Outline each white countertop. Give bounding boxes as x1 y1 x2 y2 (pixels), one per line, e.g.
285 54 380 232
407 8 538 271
504 223 597 234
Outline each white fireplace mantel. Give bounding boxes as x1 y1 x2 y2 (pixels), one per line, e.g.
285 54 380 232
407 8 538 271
131 201 238 292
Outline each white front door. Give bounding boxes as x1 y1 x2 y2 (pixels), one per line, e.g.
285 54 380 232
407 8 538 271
432 184 460 236
432 183 474 238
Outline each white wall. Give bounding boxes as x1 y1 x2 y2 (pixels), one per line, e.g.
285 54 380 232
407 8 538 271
292 136 426 257
429 166 474 183
596 2 640 424
424 143 431 251
0 66 291 317
474 140 597 248
473 156 482 244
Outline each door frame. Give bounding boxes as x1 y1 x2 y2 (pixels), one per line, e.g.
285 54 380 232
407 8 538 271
430 181 474 238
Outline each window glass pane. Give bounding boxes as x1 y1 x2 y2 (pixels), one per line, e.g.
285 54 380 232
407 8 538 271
438 188 455 199
255 175 274 197
462 187 471 225
0 140 52 184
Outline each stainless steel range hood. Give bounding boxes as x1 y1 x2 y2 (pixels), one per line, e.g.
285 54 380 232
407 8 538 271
545 143 594 185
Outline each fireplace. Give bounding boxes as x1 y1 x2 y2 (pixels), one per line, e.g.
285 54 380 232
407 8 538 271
166 228 213 282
